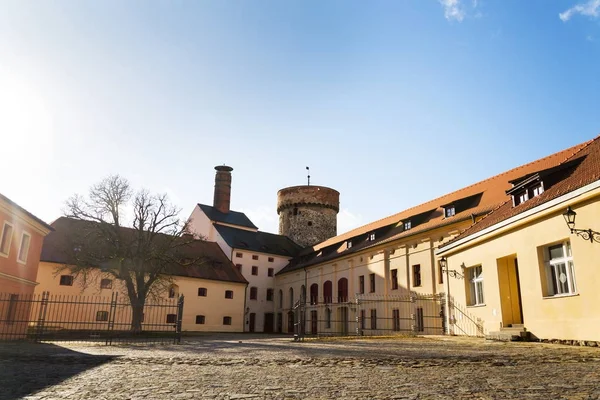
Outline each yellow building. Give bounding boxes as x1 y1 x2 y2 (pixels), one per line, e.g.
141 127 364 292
438 136 600 342
36 217 248 333
275 141 588 336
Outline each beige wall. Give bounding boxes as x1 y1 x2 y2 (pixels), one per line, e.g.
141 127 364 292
35 262 246 333
441 190 600 341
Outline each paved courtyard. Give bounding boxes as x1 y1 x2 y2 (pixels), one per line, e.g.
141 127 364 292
2 335 600 400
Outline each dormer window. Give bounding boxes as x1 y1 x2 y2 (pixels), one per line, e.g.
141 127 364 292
369 233 375 241
532 183 544 197
444 206 456 218
511 181 544 206
404 220 411 230
347 240 353 249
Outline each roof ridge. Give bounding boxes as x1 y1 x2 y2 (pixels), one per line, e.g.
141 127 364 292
318 139 590 246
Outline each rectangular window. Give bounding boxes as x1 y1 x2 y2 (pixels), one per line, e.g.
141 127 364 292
235 252 243 258
166 314 177 324
369 273 375 293
391 269 398 290
198 287 207 297
252 255 259 260
360 309 366 330
415 307 424 332
96 311 109 321
223 316 232 325
347 241 352 249
544 241 576 296
359 275 365 294
60 275 74 286
392 309 400 332
404 220 411 230
412 265 421 287
0 222 13 256
532 184 544 197
268 268 274 277
17 232 31 264
268 257 274 262
266 288 274 301
369 233 375 241
445 207 456 218
467 266 485 305
250 287 258 300
252 266 258 275
326 308 331 328
370 309 377 330
196 315 205 324
100 279 112 289
225 290 234 299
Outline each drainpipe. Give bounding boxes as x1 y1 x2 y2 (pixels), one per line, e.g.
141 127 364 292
445 259 451 335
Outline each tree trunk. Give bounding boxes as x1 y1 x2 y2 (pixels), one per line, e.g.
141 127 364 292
130 297 145 333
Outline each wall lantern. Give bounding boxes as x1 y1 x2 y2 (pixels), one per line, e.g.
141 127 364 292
439 256 464 279
563 206 600 243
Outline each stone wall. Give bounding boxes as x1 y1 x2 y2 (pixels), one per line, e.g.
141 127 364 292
277 186 339 248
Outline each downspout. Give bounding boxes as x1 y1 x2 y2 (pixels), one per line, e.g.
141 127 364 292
232 247 248 333
445 258 451 335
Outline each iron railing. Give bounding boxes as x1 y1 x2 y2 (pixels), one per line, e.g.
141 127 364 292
0 292 184 344
288 293 445 339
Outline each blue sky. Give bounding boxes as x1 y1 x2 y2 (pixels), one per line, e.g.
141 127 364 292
1 0 599 234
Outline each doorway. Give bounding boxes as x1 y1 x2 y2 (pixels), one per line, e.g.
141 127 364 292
497 255 523 327
338 306 348 335
249 313 256 333
311 310 318 334
287 311 294 333
264 313 274 333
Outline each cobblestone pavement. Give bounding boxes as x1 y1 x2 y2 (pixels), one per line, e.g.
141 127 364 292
3 335 600 400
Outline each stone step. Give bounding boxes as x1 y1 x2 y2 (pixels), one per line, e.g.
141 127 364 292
486 329 530 342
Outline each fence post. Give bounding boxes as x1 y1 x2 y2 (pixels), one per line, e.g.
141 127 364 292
175 294 184 344
106 292 118 346
35 291 49 343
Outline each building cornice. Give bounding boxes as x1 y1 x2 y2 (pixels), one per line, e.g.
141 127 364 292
0 271 38 286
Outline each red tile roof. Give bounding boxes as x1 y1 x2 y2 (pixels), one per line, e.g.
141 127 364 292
441 135 600 248
279 138 591 274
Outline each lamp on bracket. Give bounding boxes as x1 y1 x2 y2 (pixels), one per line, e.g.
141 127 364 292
563 206 600 243
439 256 464 279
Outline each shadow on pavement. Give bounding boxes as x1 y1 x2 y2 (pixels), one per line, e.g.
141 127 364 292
0 342 116 400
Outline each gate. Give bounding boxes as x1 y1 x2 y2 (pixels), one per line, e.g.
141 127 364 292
0 292 184 344
293 293 444 338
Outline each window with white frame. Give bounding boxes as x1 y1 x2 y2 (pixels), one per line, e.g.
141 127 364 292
0 222 14 256
17 232 31 264
467 266 484 306
369 233 375 241
404 220 411 230
445 206 456 218
543 241 576 296
532 183 544 197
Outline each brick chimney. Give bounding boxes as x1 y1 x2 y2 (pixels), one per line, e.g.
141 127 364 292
213 165 233 213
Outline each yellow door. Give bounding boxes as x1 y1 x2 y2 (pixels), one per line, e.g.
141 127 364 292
497 256 523 327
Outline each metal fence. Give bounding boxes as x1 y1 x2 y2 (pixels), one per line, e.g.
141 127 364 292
290 293 445 339
0 292 184 344
448 297 485 337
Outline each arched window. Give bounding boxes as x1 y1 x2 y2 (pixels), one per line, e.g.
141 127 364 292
168 284 179 299
301 285 306 303
338 278 348 303
279 289 283 309
310 283 319 305
289 287 294 308
323 281 332 304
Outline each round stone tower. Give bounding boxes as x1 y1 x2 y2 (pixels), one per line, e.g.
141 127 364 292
277 185 340 248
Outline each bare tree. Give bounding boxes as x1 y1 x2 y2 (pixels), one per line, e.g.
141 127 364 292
62 175 203 332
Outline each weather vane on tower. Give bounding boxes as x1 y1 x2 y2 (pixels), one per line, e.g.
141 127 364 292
306 166 310 186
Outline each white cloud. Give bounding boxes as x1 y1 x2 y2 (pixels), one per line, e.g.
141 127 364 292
440 0 465 22
337 208 364 235
559 0 600 21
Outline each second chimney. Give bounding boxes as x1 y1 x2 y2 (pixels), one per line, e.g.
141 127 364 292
213 165 233 213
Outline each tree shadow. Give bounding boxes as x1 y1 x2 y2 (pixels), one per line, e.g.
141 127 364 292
0 342 116 400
